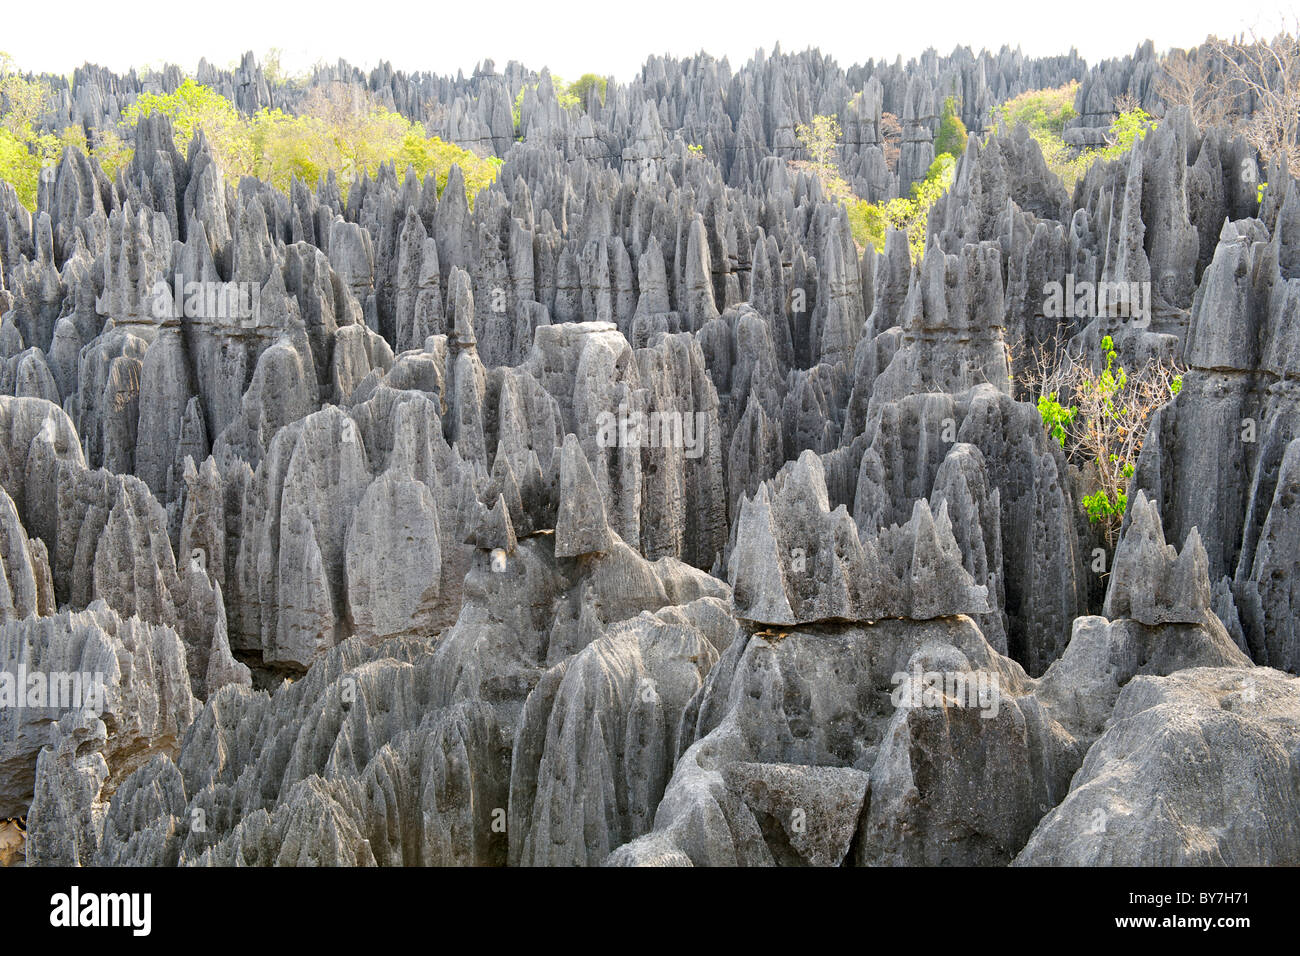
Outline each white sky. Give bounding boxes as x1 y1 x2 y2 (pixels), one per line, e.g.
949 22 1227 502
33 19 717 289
4 0 1295 81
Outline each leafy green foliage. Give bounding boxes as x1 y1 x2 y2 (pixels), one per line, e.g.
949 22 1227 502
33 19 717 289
567 74 607 111
398 126 503 202
88 128 133 181
0 55 57 208
1025 128 1094 192
1098 106 1155 159
125 78 253 175
0 55 133 209
1037 392 1077 447
993 81 1156 193
992 82 1079 137
1081 488 1127 524
511 88 525 129
934 96 968 159
845 199 887 252
796 114 841 170
0 129 41 209
0 69 500 211
992 81 1092 191
847 152 956 260
787 104 966 269
119 79 499 206
246 108 331 189
1027 333 1183 547
0 53 53 141
791 114 856 205
794 99 964 260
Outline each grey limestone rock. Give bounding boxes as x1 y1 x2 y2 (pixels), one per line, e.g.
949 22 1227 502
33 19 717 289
554 432 613 557
1015 666 1299 865
7 42 1300 868
1103 490 1211 626
1 602 194 819
729 449 989 625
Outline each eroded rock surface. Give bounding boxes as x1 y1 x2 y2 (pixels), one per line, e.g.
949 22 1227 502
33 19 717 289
1 41 1296 868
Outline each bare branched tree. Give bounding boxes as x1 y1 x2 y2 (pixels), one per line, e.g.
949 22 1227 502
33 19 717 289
1111 91 1141 115
1013 331 1184 547
1155 48 1233 129
1206 25 1300 175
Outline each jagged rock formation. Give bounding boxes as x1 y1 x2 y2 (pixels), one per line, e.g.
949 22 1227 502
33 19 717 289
1 40 1297 868
1130 186 1300 672
729 450 989 624
1015 666 1299 865
0 602 194 822
611 507 1249 866
1103 490 1210 625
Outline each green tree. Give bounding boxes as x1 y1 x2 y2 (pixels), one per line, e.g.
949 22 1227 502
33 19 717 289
117 79 501 207
1099 105 1155 159
0 53 51 141
0 53 103 209
89 127 133 182
847 153 956 259
0 71 506 214
1025 334 1183 546
566 74 607 111
397 125 503 207
846 198 887 251
992 82 1079 137
992 82 1155 192
0 129 41 209
124 77 254 177
934 96 968 158
248 107 331 190
796 113 841 172
298 83 409 184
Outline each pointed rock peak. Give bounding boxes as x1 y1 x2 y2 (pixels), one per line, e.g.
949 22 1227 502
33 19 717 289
728 484 796 626
1275 177 1300 280
400 204 426 243
732 451 988 625
448 267 476 346
1103 490 1211 626
776 449 831 513
465 493 517 554
438 165 469 222
486 447 525 532
554 434 612 558
898 495 989 618
911 495 938 539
